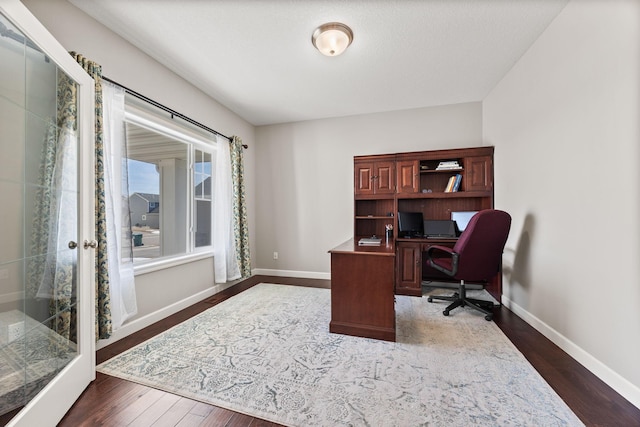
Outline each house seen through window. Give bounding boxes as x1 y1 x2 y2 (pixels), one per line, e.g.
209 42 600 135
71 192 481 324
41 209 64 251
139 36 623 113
124 106 216 264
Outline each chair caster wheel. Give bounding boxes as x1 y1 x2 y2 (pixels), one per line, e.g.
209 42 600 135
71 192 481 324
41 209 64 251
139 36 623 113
427 296 433 302
485 314 493 321
443 310 449 316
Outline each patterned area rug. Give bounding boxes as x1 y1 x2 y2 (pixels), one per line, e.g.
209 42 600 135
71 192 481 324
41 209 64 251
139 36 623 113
97 283 583 426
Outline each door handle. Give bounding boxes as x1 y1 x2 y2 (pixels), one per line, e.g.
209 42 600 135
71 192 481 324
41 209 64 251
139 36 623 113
83 239 98 249
68 241 77 249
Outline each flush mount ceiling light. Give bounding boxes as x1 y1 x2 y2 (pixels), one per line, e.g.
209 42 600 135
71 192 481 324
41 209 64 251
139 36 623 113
312 22 353 56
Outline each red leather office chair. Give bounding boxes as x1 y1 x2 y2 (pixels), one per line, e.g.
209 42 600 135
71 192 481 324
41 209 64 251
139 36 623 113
426 209 511 321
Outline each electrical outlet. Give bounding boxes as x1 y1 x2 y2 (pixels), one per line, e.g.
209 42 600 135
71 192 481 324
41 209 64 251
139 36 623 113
7 321 24 343
0 268 8 280
273 252 278 260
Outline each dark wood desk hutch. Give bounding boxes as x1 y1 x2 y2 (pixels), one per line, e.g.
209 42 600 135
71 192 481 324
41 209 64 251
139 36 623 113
353 146 499 299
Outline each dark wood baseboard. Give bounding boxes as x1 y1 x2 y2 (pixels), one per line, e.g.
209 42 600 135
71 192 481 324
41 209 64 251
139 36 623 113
2 275 638 426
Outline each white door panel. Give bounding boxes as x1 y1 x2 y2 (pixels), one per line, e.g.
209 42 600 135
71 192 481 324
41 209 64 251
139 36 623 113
0 0 95 425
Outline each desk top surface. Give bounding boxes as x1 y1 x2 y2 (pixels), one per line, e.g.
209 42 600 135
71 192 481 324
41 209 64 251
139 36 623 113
329 238 395 256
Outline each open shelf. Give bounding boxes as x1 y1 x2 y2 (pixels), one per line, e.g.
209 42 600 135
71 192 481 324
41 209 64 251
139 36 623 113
397 190 492 199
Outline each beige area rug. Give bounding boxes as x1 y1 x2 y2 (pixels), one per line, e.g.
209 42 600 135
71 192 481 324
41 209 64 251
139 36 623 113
97 283 583 426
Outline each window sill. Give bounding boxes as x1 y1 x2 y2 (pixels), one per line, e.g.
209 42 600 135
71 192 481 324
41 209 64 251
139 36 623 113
133 251 213 276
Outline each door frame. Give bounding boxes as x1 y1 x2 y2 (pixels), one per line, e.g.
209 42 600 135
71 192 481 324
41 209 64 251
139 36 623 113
0 0 96 425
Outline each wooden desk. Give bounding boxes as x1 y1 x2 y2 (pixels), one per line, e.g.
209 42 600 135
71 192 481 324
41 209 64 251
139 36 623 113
329 238 396 342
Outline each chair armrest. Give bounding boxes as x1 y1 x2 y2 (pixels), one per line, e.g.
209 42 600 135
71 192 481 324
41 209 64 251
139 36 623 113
426 245 459 277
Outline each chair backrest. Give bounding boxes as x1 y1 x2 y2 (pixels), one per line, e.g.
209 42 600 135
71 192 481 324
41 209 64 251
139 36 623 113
452 209 512 281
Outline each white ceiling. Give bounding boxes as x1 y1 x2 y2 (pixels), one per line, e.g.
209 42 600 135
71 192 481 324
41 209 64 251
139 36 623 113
69 0 568 126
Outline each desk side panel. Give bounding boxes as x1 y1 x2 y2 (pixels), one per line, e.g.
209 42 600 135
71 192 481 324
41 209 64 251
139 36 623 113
330 252 395 342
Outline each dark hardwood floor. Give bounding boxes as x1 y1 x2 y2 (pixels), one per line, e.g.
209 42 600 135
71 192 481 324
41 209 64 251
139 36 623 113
2 275 638 426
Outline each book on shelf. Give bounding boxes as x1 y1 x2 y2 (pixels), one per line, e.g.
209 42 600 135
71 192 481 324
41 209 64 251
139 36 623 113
444 174 462 193
444 176 455 192
358 237 382 246
435 160 461 170
452 173 462 192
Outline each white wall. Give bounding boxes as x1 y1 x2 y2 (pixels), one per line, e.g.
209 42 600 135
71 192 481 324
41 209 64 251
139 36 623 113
254 102 482 276
22 0 257 345
484 0 640 407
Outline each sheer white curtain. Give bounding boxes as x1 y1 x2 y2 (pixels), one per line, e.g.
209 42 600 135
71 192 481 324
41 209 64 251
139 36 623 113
103 82 137 329
213 136 240 283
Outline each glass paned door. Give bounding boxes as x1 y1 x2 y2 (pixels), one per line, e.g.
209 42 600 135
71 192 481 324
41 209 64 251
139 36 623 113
0 1 95 425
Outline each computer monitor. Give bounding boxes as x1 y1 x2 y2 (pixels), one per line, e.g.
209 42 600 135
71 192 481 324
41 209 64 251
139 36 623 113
451 211 478 235
424 220 457 238
398 211 424 237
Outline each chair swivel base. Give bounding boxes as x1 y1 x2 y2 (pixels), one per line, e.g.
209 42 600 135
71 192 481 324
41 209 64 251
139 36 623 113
427 284 495 321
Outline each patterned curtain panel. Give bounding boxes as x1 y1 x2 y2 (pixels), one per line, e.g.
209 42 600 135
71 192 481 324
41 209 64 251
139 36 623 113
230 136 251 278
70 52 112 340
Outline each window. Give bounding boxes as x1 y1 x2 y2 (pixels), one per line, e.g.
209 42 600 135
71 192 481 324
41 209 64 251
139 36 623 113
194 149 212 248
124 102 216 265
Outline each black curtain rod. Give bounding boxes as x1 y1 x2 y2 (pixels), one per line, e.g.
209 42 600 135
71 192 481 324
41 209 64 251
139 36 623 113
102 75 248 149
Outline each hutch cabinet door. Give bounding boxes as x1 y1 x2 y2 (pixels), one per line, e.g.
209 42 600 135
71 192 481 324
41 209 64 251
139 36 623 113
395 242 422 296
354 161 375 195
464 155 493 191
396 160 419 193
354 160 396 195
374 161 396 194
